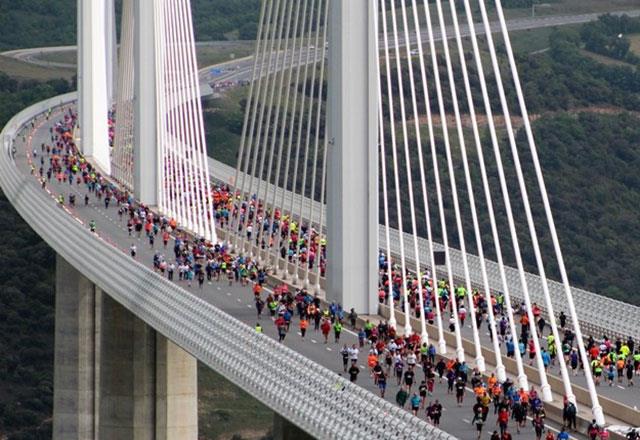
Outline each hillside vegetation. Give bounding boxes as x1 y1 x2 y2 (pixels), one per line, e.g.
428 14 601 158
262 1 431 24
0 0 260 50
204 15 640 305
0 5 639 440
0 74 74 440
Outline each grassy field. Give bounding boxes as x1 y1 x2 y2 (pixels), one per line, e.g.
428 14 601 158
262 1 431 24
196 42 255 69
37 50 76 66
204 86 247 165
28 42 255 72
0 55 74 81
198 363 273 440
508 24 581 54
630 33 640 56
579 48 636 67
505 0 640 19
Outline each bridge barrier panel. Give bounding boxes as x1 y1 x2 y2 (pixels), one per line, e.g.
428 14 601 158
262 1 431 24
0 94 459 440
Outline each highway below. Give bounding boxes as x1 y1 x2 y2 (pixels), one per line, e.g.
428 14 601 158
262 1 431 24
4 9 640 92
14 109 599 440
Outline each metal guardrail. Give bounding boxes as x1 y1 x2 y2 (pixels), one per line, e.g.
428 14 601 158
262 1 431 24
0 93 456 440
206 159 640 344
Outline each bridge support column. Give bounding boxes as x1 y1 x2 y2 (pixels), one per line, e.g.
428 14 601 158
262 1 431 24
77 0 111 173
272 413 314 440
53 255 197 440
326 0 379 315
53 255 97 440
155 336 198 439
133 0 158 206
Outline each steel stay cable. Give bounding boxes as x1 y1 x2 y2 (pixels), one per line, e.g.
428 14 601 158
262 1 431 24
420 0 466 360
457 0 530 390
161 0 179 221
182 0 217 241
391 0 428 342
154 0 169 218
247 0 289 257
287 0 322 282
231 0 276 249
375 0 397 330
162 0 180 221
380 0 413 337
165 0 189 230
475 0 553 401
444 0 505 381
409 0 446 354
224 0 268 244
178 0 206 238
264 0 305 273
314 129 328 292
172 0 199 233
303 0 329 287
492 0 599 416
431 0 485 370
270 0 311 276
113 0 134 189
167 0 192 230
239 0 284 254
175 0 205 236
292 0 324 283
253 0 295 260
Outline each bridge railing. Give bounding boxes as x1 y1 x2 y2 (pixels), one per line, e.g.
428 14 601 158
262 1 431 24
0 93 456 440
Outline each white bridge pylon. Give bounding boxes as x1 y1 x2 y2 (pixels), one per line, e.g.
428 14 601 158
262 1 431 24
97 0 216 242
80 0 606 427
230 0 605 426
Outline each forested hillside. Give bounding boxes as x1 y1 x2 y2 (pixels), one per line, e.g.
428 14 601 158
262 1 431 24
0 74 74 439
204 15 640 305
0 0 260 50
0 4 639 439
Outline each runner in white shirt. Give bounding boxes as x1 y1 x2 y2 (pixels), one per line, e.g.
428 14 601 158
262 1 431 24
348 345 359 363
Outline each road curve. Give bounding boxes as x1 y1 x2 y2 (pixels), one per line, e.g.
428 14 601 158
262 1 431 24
4 9 639 82
0 94 457 440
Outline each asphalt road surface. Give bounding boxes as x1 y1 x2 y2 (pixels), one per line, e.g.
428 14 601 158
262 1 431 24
4 9 639 89
10 107 605 440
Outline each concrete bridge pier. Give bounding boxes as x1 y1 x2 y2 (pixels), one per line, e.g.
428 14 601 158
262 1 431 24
272 413 314 440
326 0 379 316
53 255 197 440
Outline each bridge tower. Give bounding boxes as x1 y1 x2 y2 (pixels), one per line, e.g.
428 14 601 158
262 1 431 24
77 0 111 174
133 0 158 206
326 0 379 315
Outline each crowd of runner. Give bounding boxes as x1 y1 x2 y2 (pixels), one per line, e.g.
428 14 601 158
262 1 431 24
26 108 640 440
377 253 640 386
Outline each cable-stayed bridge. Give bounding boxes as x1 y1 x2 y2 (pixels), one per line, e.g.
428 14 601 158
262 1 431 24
1 0 639 439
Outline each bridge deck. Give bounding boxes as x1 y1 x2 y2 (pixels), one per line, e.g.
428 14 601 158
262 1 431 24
12 101 640 438
1 97 456 440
